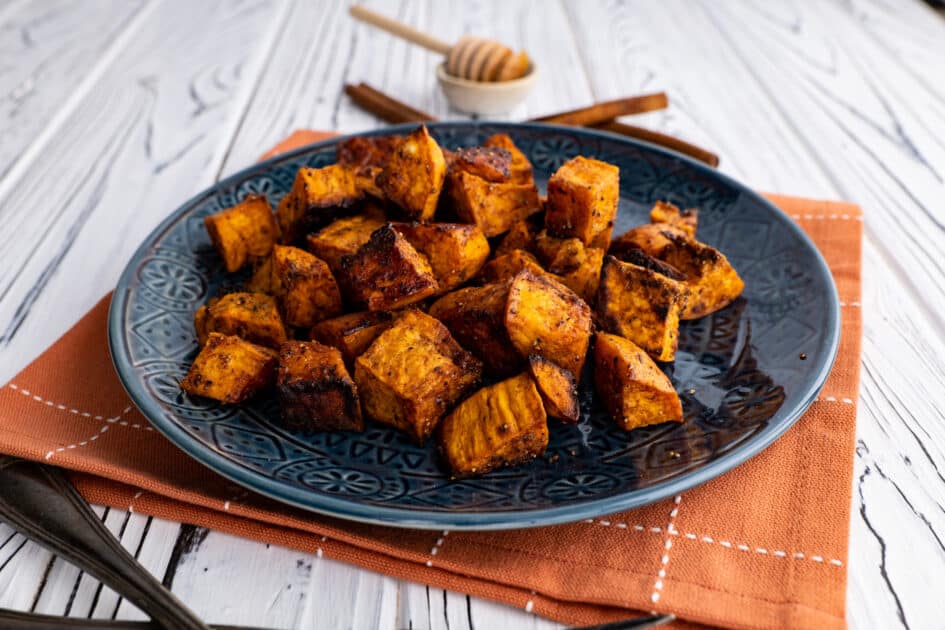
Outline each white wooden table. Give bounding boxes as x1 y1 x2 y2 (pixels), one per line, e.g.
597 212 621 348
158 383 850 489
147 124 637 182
1 1 944 627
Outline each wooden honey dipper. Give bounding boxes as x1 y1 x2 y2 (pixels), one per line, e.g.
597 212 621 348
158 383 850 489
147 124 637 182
350 5 531 82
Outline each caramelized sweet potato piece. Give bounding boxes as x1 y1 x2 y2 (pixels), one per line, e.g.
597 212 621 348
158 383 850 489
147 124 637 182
310 311 393 365
305 202 387 273
478 249 545 284
393 222 490 292
336 135 401 169
201 292 287 349
270 246 343 328
609 223 689 260
429 281 521 376
276 165 363 244
449 171 540 237
495 219 538 255
650 200 697 238
596 256 687 362
484 133 534 185
593 333 683 431
534 230 604 304
528 355 580 423
340 224 439 310
277 341 363 432
439 372 548 476
447 146 511 182
180 333 277 403
544 156 619 250
377 125 447 222
505 270 592 378
204 194 276 272
244 256 273 293
354 310 482 443
657 234 744 319
336 137 402 199
612 247 686 281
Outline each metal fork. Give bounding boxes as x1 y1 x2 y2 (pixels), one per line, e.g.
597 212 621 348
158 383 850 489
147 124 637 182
0 456 208 629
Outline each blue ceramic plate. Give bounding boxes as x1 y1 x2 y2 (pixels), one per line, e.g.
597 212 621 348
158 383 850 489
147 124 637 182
109 122 840 530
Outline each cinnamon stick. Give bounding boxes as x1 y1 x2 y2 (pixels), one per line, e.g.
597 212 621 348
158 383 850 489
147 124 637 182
344 83 718 167
344 83 436 123
530 92 668 126
593 121 720 167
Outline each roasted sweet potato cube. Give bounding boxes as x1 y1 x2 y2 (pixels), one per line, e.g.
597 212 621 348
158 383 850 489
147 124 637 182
505 270 592 378
204 194 276 272
354 310 482 443
593 333 683 431
340 224 438 311
310 311 393 365
270 245 343 328
544 156 619 250
336 135 401 169
534 230 605 304
612 247 686 281
429 281 522 376
376 125 447 222
484 133 534 185
393 222 490 292
277 341 363 432
180 333 277 403
276 164 363 243
479 249 545 284
658 234 744 319
650 201 697 238
244 256 273 293
495 219 538 255
528 355 580 423
609 223 689 260
201 292 287 348
305 202 387 273
447 146 511 182
596 256 686 362
449 171 540 237
439 372 548 476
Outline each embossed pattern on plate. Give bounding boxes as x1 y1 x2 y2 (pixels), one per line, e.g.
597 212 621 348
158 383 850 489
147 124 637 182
108 123 840 529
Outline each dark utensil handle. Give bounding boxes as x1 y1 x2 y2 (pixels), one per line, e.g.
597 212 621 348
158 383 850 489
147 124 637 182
0 457 209 630
570 614 675 630
0 608 267 630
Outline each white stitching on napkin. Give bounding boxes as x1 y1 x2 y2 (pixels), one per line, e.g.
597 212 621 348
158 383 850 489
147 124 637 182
44 425 110 460
7 384 152 431
650 495 682 604
425 530 449 568
588 519 845 567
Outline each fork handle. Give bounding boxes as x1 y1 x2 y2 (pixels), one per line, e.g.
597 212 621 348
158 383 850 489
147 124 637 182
0 457 209 630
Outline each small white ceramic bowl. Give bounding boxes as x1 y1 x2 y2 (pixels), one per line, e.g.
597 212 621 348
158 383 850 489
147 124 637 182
436 63 537 115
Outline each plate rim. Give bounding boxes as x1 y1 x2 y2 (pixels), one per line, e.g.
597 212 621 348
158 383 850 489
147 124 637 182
108 121 842 530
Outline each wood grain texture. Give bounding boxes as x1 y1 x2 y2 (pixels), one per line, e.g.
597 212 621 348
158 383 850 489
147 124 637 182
0 0 147 182
1 0 945 628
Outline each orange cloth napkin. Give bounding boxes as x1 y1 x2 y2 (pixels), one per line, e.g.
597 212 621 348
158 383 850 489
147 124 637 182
0 130 861 629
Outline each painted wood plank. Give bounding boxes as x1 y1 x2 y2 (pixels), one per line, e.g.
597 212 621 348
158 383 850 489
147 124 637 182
468 596 563 630
0 0 283 383
0 0 147 182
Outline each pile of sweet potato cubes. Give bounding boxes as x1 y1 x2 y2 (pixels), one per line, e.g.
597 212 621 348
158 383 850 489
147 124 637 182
180 125 744 476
